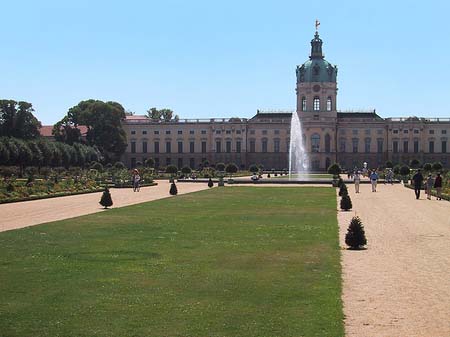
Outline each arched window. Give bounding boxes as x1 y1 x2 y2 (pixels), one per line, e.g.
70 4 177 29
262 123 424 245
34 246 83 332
313 97 320 111
301 97 306 111
325 134 331 152
311 133 320 152
326 97 332 111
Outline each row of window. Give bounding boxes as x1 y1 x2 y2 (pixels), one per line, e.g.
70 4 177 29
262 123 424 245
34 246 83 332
130 139 448 154
131 130 209 136
392 129 447 135
301 97 332 111
392 140 447 154
340 129 384 135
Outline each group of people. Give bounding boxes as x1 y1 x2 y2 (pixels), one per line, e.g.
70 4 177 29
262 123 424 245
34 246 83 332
352 169 379 193
412 170 443 200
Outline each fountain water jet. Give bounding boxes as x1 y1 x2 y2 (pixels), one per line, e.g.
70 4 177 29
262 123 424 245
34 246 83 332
289 112 309 179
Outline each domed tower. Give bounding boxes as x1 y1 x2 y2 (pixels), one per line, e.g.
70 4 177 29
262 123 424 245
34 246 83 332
296 30 338 117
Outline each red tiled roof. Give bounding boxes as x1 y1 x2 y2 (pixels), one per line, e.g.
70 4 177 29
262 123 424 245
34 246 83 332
39 125 88 137
125 115 149 120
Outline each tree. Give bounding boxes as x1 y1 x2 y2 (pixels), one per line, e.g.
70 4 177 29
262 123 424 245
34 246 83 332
399 165 410 177
345 216 367 249
114 161 126 170
339 183 348 196
327 162 342 176
99 187 113 209
52 116 82 145
165 165 178 175
160 109 173 121
144 158 155 168
28 141 43 167
385 161 393 169
340 194 352 211
216 162 225 172
249 164 259 174
432 162 443 172
423 163 432 171
225 163 238 178
57 100 127 162
169 182 178 195
147 107 161 121
208 177 213 188
0 100 42 139
181 166 192 175
409 159 420 169
0 138 10 164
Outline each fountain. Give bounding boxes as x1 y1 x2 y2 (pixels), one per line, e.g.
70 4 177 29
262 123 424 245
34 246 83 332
289 111 309 179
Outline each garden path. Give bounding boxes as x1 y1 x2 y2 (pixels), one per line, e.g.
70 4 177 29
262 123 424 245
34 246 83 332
338 180 450 337
0 180 209 233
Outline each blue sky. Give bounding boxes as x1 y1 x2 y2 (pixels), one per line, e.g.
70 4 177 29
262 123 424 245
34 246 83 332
1 0 449 124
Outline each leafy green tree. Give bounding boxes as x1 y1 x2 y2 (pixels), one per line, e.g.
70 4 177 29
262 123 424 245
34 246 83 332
327 162 341 176
28 141 43 167
0 100 42 139
36 139 53 167
0 138 10 164
249 164 259 174
216 162 225 172
147 107 161 121
409 159 420 169
58 100 127 162
385 161 393 169
52 116 82 145
399 165 410 177
432 162 443 172
181 166 192 175
160 109 173 121
225 163 238 178
144 158 155 168
423 163 432 171
165 165 178 175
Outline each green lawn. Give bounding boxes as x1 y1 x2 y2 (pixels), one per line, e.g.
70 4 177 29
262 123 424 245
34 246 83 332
0 187 343 337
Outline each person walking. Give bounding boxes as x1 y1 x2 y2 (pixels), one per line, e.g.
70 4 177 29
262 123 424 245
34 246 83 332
425 174 433 200
354 171 361 193
434 173 443 200
412 169 424 199
369 169 378 192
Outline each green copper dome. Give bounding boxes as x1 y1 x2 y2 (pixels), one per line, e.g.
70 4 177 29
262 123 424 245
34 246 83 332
296 32 337 83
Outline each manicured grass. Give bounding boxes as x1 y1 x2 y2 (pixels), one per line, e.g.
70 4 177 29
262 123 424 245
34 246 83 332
0 187 343 337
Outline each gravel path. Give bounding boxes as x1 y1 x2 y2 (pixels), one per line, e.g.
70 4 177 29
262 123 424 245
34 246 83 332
338 181 450 337
0 180 209 233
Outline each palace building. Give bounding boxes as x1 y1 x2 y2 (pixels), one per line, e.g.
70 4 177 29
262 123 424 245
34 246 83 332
121 31 450 171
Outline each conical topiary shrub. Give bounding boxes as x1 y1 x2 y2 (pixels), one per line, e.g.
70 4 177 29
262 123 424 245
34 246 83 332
99 187 113 209
339 183 348 196
208 177 213 188
340 193 352 211
169 182 178 195
345 216 367 249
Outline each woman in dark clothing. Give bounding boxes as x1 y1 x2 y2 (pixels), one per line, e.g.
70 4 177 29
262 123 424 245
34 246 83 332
412 169 424 199
433 173 443 200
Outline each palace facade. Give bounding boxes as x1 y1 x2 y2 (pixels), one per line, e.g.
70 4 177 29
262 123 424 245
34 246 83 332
121 31 450 170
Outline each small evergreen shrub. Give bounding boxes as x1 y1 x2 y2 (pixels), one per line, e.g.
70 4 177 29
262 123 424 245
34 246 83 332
337 177 344 188
169 182 178 195
99 187 113 209
208 178 213 188
345 216 367 249
339 183 348 196
340 193 352 211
